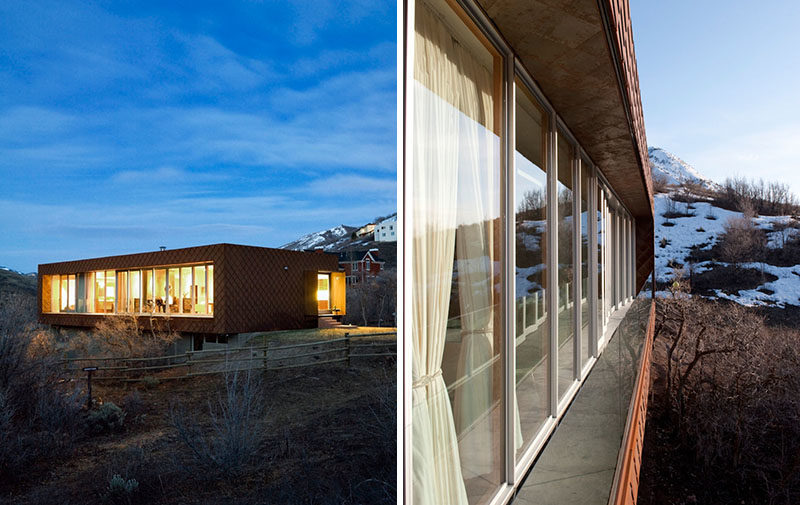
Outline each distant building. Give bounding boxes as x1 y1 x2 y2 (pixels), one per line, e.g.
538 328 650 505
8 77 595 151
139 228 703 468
355 223 376 238
338 249 385 284
374 216 397 242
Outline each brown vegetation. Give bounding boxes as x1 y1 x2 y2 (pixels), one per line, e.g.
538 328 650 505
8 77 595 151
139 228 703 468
0 294 396 504
639 292 800 504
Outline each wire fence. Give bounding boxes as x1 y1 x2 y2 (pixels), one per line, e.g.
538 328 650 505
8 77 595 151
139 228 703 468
61 331 397 383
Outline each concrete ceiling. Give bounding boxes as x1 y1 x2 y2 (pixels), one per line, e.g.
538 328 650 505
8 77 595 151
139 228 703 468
478 0 652 218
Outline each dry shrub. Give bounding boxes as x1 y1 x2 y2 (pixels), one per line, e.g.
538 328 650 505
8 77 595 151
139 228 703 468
170 370 268 480
0 294 84 484
718 214 767 265
345 269 397 327
653 293 800 504
70 314 179 359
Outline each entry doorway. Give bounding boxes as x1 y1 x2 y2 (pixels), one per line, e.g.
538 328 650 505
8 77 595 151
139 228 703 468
317 273 330 313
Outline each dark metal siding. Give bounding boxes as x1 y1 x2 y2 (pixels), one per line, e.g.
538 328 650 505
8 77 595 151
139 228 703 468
38 244 339 334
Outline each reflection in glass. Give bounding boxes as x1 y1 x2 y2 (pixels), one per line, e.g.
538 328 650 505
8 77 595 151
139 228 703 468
580 162 590 369
557 134 575 400
514 80 549 459
412 0 503 502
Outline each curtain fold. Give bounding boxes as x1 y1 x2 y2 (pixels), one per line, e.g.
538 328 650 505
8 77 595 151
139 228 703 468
411 3 468 504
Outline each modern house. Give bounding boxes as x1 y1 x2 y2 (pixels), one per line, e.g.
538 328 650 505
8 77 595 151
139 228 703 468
355 223 377 238
338 248 386 285
400 1 655 505
39 243 345 335
375 215 398 242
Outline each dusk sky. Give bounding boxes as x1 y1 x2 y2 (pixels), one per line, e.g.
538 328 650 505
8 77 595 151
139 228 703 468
0 1 396 272
631 1 800 192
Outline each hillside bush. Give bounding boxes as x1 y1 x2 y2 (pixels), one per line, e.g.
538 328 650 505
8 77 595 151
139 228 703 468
170 370 267 480
87 402 126 434
718 214 767 265
713 176 799 216
645 293 800 504
68 314 179 360
0 294 84 484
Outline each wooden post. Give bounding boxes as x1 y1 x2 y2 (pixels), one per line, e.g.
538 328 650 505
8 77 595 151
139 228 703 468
345 332 351 368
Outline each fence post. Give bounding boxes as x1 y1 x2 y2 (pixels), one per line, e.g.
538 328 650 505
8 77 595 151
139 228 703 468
521 295 526 332
345 332 351 368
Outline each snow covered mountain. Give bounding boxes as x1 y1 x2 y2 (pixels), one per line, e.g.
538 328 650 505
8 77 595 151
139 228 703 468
649 146 718 190
281 224 359 251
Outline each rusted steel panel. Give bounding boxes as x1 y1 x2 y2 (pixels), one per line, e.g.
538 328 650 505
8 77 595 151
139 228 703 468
38 244 341 335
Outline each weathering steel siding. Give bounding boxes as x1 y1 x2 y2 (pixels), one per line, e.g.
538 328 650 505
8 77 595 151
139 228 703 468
38 244 341 334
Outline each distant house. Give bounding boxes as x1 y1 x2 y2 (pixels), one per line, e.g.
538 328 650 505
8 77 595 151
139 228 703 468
38 243 346 335
338 249 385 285
374 216 397 242
355 223 376 238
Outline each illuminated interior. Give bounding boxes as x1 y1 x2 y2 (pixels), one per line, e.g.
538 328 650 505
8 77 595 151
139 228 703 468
42 262 214 316
317 273 330 311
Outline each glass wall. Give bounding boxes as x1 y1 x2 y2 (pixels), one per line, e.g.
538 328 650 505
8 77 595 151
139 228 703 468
406 2 642 503
42 263 213 316
556 133 575 400
580 160 590 370
514 80 549 460
412 0 504 502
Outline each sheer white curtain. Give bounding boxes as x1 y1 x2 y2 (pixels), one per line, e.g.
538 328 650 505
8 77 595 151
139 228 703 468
411 3 468 504
451 46 496 476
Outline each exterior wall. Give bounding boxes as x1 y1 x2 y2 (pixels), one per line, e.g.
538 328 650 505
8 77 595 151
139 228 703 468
38 244 340 334
338 251 385 284
375 216 397 242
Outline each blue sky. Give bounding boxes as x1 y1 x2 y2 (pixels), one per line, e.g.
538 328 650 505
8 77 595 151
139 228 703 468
631 1 800 192
0 0 396 272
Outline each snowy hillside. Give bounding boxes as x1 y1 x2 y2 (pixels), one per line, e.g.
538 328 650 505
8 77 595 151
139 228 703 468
655 192 800 307
281 224 359 251
649 146 718 190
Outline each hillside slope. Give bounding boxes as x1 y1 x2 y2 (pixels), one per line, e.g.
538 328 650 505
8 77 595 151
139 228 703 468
649 146 718 189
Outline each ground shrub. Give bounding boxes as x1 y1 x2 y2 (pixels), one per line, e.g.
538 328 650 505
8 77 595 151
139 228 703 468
170 370 267 480
640 294 800 504
718 214 767 265
0 293 84 485
690 265 776 296
87 402 126 434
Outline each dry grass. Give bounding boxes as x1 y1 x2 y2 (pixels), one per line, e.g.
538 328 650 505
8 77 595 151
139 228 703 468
248 325 396 346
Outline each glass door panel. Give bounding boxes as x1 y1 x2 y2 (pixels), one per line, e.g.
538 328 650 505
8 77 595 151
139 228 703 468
514 80 549 460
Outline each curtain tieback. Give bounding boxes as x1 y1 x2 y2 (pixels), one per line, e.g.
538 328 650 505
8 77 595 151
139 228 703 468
412 369 442 389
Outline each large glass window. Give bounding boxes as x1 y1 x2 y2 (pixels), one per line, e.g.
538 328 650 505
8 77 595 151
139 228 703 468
556 133 575 400
514 80 549 460
117 271 128 314
412 0 504 502
193 265 207 314
129 270 141 313
580 161 590 369
180 266 192 314
41 263 212 316
143 269 154 313
207 265 214 315
168 268 180 313
154 268 167 313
